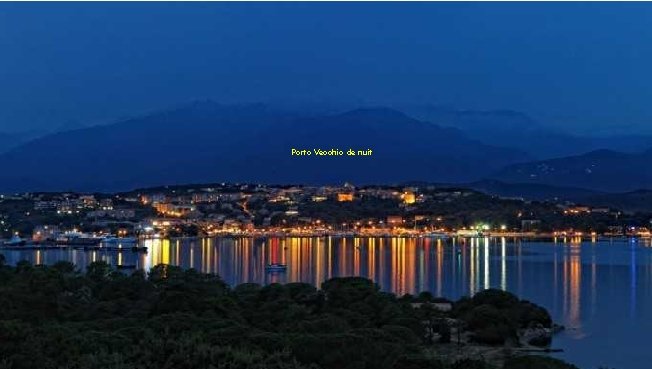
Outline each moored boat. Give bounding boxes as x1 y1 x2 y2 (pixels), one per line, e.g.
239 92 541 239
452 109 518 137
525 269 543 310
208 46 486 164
456 229 483 238
4 234 26 246
102 236 137 245
265 263 287 272
424 232 450 239
56 232 103 246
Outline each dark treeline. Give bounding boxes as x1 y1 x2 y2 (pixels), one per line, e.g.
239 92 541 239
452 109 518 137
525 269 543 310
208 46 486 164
0 256 577 369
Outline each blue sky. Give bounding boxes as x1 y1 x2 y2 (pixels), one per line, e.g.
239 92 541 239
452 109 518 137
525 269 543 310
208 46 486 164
1 2 651 134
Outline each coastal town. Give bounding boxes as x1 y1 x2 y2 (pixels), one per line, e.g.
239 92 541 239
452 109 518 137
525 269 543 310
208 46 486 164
1 182 651 247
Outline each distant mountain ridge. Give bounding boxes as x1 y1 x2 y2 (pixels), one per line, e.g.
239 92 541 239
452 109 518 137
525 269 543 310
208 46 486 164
402 105 652 159
0 131 41 154
0 102 530 192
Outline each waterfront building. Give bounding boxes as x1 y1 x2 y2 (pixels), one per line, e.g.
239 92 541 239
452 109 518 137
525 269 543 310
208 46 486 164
387 215 404 226
521 219 541 232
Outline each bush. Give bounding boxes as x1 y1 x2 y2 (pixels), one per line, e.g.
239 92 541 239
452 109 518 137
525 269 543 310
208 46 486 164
465 304 511 331
297 315 349 334
321 277 379 308
382 325 420 345
394 355 447 369
456 289 553 345
438 319 451 343
503 356 580 369
470 325 513 345
472 289 519 309
514 301 552 328
452 358 489 369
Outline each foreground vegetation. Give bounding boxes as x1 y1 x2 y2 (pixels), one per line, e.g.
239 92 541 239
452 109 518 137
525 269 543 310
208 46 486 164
0 257 577 369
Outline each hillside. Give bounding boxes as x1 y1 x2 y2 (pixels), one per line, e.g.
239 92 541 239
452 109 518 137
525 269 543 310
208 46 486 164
582 190 652 213
492 149 652 192
465 179 600 201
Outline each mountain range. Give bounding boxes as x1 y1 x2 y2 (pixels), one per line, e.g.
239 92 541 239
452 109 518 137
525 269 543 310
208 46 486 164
0 101 650 207
0 102 529 192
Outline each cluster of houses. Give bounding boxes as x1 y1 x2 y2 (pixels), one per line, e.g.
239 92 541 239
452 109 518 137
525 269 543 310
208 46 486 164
1 183 650 240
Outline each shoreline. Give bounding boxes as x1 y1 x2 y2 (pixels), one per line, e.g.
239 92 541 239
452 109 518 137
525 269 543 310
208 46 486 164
0 233 645 250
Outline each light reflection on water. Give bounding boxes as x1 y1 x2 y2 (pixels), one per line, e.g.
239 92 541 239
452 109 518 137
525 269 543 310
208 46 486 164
3 236 652 369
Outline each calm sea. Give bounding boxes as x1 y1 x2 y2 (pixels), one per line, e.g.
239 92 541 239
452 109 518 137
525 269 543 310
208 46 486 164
3 236 651 369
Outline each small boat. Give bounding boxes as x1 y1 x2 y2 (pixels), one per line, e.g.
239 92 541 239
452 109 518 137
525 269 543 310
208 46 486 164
425 232 450 239
4 235 26 246
102 236 137 245
265 263 287 272
56 232 103 246
456 229 483 238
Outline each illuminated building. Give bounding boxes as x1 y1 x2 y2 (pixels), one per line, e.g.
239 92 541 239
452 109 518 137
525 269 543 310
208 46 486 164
565 206 591 214
140 193 167 205
192 192 220 203
285 207 299 216
86 209 136 220
401 191 416 204
154 203 197 217
337 193 354 202
99 199 114 209
79 195 97 208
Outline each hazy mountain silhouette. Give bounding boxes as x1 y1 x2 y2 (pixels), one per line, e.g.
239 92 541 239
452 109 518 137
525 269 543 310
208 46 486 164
493 148 652 192
403 105 652 159
0 102 530 192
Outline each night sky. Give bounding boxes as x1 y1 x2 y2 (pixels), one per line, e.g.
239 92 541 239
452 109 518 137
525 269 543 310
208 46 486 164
1 2 651 134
